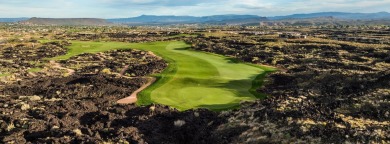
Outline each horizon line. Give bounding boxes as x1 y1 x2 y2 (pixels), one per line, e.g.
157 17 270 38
1 11 389 19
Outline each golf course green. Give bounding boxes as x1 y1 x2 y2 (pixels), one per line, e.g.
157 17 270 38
51 41 276 111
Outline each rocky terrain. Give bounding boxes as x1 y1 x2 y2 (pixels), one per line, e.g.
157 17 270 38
0 27 389 143
0 74 224 143
0 41 70 83
61 49 166 76
64 32 187 43
1 41 216 143
188 35 390 143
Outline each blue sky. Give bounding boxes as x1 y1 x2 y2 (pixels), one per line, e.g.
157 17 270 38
0 0 389 18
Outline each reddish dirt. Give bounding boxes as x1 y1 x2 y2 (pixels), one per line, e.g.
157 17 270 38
117 77 156 104
49 60 75 76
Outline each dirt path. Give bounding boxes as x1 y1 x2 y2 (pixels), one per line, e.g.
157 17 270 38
119 64 130 76
49 60 75 76
117 77 156 104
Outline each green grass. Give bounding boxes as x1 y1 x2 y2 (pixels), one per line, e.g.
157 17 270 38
0 73 10 77
136 42 276 111
51 40 276 111
49 41 133 60
27 67 43 73
38 39 53 43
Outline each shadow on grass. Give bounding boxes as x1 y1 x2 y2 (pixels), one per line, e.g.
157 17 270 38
197 103 241 112
173 47 191 51
210 72 272 99
225 57 241 63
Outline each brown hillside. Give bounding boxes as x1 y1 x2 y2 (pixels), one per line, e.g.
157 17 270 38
22 17 112 26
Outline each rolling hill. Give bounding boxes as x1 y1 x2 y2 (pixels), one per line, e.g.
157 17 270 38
107 14 267 25
269 12 390 20
21 17 112 26
107 12 390 25
2 12 390 25
0 18 29 23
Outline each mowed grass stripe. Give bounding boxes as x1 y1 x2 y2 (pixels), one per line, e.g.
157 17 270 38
50 41 276 111
149 42 222 110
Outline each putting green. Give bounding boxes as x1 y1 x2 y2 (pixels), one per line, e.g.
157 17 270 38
133 41 276 111
51 41 276 111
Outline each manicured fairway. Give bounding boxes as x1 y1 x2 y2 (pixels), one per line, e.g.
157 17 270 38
49 41 133 60
51 41 276 111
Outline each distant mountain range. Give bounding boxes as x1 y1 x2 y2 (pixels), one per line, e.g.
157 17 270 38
107 14 266 25
268 12 390 20
0 18 29 23
106 12 390 25
20 17 111 26
1 12 390 25
260 17 390 26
